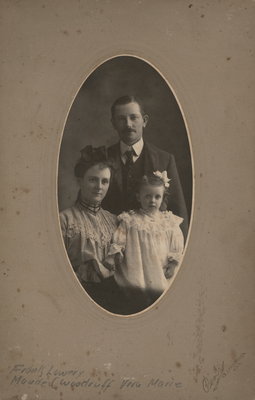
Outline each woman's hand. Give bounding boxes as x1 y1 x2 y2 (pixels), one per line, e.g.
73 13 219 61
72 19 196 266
103 252 122 271
103 260 116 272
115 253 122 267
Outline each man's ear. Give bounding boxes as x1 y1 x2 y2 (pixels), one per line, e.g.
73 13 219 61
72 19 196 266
111 117 116 130
143 114 149 127
136 192 141 203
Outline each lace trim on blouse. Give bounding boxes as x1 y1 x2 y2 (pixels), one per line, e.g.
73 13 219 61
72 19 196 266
61 206 117 248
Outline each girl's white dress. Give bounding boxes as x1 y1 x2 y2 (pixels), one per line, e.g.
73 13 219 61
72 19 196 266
106 210 184 296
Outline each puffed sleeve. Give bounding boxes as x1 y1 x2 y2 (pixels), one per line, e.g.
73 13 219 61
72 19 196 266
167 214 184 262
59 211 69 249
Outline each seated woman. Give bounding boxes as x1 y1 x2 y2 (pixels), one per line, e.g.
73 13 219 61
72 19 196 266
59 145 119 310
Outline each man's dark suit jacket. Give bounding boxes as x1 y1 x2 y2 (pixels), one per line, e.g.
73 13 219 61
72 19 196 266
102 141 189 239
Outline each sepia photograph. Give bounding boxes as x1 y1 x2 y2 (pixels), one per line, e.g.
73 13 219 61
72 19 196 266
58 55 193 314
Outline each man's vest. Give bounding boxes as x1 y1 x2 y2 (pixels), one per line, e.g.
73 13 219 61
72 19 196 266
121 148 146 211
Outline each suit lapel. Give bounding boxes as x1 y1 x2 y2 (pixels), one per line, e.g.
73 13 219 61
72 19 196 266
143 142 157 173
110 143 123 191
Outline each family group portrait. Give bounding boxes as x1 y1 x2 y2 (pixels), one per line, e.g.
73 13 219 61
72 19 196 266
58 56 192 315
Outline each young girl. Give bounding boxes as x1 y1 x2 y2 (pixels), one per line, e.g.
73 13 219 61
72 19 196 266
104 171 184 311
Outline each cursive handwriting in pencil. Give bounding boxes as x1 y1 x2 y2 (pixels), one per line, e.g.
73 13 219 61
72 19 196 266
202 352 246 393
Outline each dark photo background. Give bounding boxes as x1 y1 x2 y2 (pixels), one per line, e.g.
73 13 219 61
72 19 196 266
58 56 192 218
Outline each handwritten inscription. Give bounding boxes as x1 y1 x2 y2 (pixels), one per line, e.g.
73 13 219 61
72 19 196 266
120 377 182 390
7 354 245 395
9 365 113 392
202 353 246 393
8 364 182 393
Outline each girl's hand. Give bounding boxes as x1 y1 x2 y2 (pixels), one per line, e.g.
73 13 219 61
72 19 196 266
163 257 179 279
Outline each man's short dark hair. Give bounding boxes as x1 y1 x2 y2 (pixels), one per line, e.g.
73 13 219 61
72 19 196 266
111 95 146 118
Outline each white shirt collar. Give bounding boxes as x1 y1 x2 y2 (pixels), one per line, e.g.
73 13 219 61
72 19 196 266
120 138 144 157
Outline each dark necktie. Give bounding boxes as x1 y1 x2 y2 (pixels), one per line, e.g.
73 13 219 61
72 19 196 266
125 149 134 167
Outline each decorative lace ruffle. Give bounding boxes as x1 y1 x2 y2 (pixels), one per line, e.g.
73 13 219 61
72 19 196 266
60 206 117 248
117 210 183 235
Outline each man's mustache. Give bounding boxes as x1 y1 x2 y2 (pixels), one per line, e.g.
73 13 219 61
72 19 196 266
122 128 136 133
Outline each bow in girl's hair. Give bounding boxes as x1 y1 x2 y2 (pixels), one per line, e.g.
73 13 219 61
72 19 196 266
153 170 171 188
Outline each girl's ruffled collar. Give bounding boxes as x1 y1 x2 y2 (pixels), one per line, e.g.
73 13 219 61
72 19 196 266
139 208 162 220
117 209 183 233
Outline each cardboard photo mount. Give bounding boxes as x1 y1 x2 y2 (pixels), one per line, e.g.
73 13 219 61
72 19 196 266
0 1 254 399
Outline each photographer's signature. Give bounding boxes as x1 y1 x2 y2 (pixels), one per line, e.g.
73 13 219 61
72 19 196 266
202 352 246 393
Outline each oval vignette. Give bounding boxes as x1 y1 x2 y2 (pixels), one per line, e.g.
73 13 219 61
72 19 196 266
58 55 193 316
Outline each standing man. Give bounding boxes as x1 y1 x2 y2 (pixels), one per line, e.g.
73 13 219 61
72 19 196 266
102 95 189 238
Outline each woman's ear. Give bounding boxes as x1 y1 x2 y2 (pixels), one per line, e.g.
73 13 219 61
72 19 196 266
76 177 82 187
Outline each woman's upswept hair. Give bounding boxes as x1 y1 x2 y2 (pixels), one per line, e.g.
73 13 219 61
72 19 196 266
74 145 114 178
